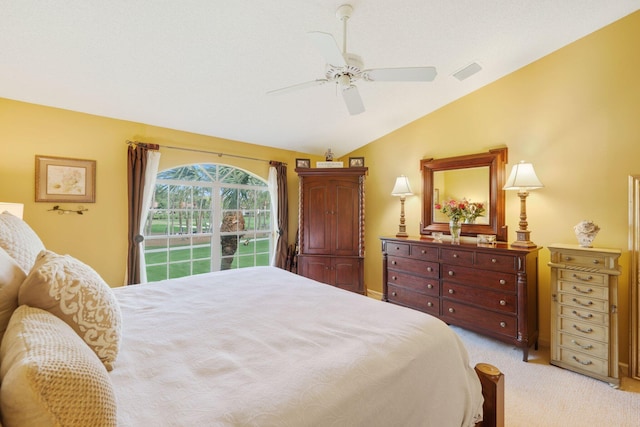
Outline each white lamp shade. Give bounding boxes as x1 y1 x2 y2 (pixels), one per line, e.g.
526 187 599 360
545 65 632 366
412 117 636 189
391 176 413 196
503 161 543 190
0 202 24 219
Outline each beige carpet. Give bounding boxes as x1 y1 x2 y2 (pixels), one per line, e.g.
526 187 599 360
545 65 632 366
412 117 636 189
451 326 640 427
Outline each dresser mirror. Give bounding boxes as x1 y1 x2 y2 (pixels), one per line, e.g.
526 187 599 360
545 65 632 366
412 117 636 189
420 147 508 241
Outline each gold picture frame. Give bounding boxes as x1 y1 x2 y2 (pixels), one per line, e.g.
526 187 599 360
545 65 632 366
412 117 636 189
35 155 96 203
349 157 364 167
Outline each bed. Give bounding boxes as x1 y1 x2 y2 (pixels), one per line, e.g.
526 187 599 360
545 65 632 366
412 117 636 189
0 211 502 426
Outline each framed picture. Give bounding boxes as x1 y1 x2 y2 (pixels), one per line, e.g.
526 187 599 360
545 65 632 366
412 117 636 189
296 158 311 168
35 155 96 203
349 157 365 167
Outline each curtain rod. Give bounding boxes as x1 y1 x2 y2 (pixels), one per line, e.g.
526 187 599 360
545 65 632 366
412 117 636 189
126 140 287 166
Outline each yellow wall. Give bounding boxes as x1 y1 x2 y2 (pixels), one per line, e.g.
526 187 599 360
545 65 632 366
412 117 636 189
0 99 309 286
351 11 640 365
1 11 638 366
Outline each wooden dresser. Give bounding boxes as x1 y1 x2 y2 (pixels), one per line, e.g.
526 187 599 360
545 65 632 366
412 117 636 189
381 236 540 361
548 244 621 386
296 167 367 294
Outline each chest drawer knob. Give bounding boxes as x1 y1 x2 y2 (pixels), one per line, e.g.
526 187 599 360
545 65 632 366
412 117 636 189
427 284 433 289
448 307 455 313
572 297 593 307
572 355 593 366
592 260 600 265
391 260 397 265
499 300 506 306
571 339 594 350
421 249 426 254
392 276 397 280
448 270 455 276
491 258 497 263
564 256 573 261
572 273 593 281
572 285 593 294
427 302 433 307
448 289 455 294
427 266 433 272
391 291 397 297
573 324 594 334
499 321 506 328
499 279 506 285
572 310 593 320
453 254 459 258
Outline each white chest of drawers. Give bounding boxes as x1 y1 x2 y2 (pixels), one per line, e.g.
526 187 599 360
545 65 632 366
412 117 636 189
548 244 621 386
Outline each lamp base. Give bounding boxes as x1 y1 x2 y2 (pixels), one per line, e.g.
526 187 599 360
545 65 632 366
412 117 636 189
511 230 537 248
396 225 408 238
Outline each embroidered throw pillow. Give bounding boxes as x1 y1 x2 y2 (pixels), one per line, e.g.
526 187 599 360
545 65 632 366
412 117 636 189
0 306 117 427
0 212 45 274
18 250 122 371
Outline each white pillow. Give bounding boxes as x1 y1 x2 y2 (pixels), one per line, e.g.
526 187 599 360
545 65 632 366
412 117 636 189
0 212 45 274
0 306 117 427
18 250 122 371
0 247 26 344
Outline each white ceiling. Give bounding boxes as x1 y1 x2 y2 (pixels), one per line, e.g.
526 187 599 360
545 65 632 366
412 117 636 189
1 1 638 157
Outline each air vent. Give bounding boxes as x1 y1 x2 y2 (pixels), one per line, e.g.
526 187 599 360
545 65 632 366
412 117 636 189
453 62 482 81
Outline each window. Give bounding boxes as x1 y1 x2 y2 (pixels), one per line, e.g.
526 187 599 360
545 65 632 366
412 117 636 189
143 164 271 281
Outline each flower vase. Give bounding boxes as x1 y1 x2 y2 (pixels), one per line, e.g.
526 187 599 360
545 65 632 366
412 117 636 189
449 220 462 244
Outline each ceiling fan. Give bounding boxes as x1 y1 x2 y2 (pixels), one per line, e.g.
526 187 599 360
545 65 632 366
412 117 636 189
267 4 437 115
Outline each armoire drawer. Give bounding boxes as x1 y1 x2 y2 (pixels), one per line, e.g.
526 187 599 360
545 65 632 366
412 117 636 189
556 347 609 377
558 279 608 300
556 332 609 359
557 293 608 313
558 304 608 325
558 269 607 286
558 317 608 342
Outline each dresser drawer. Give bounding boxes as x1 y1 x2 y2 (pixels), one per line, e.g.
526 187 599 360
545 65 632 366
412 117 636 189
441 300 516 337
558 293 608 313
554 251 610 269
385 242 409 257
475 252 517 273
443 282 516 314
556 331 609 359
556 347 609 377
409 244 438 261
559 305 608 325
558 269 606 286
558 279 608 300
440 248 474 265
387 256 438 279
387 284 439 316
387 270 439 296
443 263 516 292
558 317 608 342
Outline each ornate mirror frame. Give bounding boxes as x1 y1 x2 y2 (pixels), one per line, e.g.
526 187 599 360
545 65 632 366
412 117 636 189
420 147 508 242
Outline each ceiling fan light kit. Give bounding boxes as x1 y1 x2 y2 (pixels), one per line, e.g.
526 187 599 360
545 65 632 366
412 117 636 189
267 4 437 115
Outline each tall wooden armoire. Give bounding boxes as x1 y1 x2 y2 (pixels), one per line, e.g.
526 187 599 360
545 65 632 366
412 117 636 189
295 167 367 294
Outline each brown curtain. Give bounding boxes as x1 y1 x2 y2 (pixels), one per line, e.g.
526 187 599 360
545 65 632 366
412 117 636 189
126 143 159 285
270 161 289 269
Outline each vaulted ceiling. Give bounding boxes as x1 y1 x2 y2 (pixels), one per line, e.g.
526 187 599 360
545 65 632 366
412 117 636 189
1 1 638 156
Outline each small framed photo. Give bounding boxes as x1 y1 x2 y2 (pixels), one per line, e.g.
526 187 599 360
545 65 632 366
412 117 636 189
296 158 311 168
35 155 96 203
349 157 365 167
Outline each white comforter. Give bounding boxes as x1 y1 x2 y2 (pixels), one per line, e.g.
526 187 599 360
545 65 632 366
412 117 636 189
110 267 482 426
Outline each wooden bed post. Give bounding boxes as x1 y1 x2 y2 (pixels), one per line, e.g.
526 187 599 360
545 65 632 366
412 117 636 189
474 363 504 427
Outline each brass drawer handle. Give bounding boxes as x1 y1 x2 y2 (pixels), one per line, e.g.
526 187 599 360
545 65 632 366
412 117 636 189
499 279 506 285
499 300 506 306
592 259 600 265
572 298 593 307
573 324 594 334
572 274 593 281
572 285 593 293
448 270 454 276
564 256 573 261
572 310 593 320
570 339 594 350
448 307 455 313
499 321 506 328
572 355 593 366
448 289 455 294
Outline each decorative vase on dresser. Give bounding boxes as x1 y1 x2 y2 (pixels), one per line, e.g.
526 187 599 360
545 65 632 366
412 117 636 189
548 244 621 386
381 236 540 361
296 167 367 294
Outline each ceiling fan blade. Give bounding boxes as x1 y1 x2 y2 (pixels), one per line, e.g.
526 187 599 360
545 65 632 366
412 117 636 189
365 66 437 82
266 79 328 96
307 31 346 67
342 85 365 115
